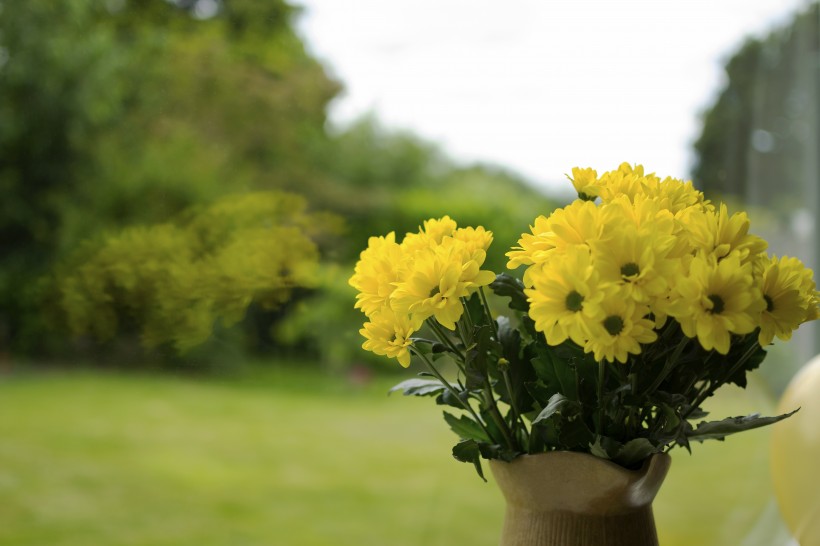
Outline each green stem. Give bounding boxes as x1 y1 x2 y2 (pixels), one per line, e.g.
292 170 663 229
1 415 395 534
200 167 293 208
460 297 476 332
411 347 492 439
483 380 517 451
596 359 607 437
426 319 464 362
683 340 761 420
479 287 498 339
641 336 689 396
501 366 529 445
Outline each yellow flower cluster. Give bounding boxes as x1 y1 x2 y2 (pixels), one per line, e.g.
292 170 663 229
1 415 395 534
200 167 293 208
509 163 819 362
349 216 495 367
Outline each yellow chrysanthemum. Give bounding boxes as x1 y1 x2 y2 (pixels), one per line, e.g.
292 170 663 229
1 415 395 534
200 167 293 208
401 215 458 253
777 256 820 322
452 226 494 255
506 215 552 270
757 256 809 346
583 294 657 363
348 232 406 317
683 203 767 263
668 253 765 354
440 235 496 295
391 242 491 330
653 176 710 215
567 167 600 200
590 224 676 308
597 163 659 204
525 246 606 346
507 200 604 286
360 307 416 367
601 194 675 235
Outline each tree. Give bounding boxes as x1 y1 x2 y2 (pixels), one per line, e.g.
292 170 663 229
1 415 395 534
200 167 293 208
0 0 339 353
693 2 819 212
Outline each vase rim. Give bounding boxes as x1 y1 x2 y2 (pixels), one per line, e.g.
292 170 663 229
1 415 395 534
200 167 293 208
489 450 672 514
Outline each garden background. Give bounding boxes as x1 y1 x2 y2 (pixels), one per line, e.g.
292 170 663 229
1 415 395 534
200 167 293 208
1 1 818 544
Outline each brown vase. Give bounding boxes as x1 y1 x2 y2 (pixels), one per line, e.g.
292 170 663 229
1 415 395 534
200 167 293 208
489 451 671 546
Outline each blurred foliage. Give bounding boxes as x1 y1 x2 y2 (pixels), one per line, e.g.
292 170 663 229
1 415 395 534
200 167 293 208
0 0 557 367
321 117 560 271
53 191 340 354
276 120 559 368
0 0 338 354
693 2 818 213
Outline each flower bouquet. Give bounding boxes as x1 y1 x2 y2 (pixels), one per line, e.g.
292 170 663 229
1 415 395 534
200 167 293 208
349 163 818 482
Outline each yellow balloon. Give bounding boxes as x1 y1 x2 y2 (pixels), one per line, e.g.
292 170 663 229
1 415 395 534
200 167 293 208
771 355 820 545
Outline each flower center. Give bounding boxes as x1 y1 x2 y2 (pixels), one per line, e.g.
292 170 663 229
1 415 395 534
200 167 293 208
603 315 624 336
764 294 774 312
707 294 725 314
565 290 584 312
620 262 640 278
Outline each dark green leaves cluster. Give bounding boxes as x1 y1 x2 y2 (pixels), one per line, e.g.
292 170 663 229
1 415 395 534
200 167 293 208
392 273 797 479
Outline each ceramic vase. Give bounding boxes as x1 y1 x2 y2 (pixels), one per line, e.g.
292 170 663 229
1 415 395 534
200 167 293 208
489 451 671 546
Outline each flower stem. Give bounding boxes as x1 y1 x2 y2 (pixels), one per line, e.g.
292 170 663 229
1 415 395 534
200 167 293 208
479 287 498 339
683 339 761 420
426 319 464 361
596 359 607 437
483 379 517 451
410 347 493 439
502 366 529 446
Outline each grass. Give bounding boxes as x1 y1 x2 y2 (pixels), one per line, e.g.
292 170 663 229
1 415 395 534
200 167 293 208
0 364 790 545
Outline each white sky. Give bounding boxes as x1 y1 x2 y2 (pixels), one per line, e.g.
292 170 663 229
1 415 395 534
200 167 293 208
295 0 810 193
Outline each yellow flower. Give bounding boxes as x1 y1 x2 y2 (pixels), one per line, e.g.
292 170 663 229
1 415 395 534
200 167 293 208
668 253 765 354
441 235 496 295
653 176 710 214
583 293 657 363
590 224 676 308
452 226 493 255
391 243 477 330
402 215 458 253
506 214 552 270
597 163 659 203
757 256 809 346
507 200 604 286
360 307 416 367
776 256 820 321
567 167 600 200
348 232 406 317
683 203 767 263
525 246 606 346
602 194 674 235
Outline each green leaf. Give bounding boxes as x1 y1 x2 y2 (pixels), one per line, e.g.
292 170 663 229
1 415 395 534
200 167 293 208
530 344 578 400
452 440 486 481
687 410 799 442
464 325 494 389
490 273 529 312
478 442 519 462
463 292 485 326
590 438 610 459
406 339 452 356
532 393 569 425
613 438 658 468
435 388 474 409
389 378 452 397
443 411 490 442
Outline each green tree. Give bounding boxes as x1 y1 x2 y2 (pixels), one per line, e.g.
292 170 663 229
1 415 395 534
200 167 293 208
0 0 339 353
693 2 818 210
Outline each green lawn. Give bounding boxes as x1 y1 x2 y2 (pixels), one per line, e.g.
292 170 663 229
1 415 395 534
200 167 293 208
0 365 791 545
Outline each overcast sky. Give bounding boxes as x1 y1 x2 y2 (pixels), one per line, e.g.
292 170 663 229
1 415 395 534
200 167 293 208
295 0 809 193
